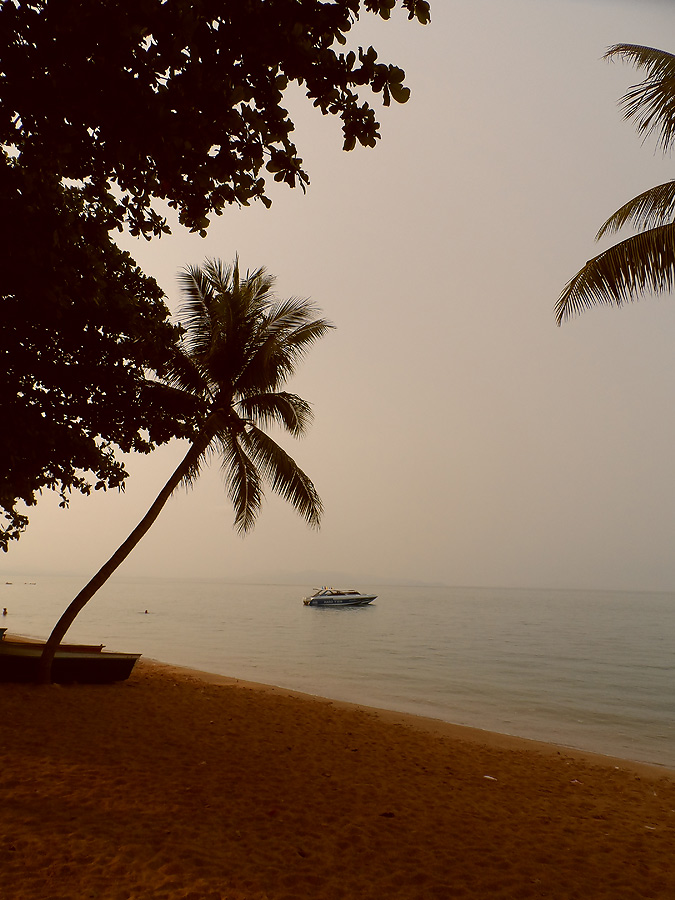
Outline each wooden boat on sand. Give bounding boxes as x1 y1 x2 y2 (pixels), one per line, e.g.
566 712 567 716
0 632 141 684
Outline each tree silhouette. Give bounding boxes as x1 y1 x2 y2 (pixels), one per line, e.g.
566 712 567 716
38 259 333 682
2 0 429 546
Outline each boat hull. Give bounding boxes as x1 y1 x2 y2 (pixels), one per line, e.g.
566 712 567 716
303 596 375 607
0 640 141 684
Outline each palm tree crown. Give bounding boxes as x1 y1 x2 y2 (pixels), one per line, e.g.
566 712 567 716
557 44 675 324
170 258 333 532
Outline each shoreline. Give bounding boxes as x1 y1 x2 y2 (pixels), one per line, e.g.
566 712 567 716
2 656 675 898
151 657 675 781
4 628 674 776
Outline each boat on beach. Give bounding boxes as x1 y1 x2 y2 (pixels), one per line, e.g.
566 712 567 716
303 588 377 607
0 633 141 684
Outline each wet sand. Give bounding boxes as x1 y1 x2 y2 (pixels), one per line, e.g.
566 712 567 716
1 658 674 899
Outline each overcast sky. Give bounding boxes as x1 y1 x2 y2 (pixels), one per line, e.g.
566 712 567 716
6 0 675 591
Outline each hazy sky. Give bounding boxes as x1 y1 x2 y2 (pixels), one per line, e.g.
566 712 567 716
6 0 675 591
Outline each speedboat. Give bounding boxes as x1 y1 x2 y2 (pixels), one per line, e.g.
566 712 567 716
303 588 377 607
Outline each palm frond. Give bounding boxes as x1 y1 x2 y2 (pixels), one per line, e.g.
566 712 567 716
605 44 675 152
177 265 216 360
240 266 276 310
176 428 218 491
279 316 335 360
236 392 314 437
243 426 323 529
265 306 335 360
218 431 262 534
202 258 236 294
239 304 334 393
178 444 212 491
556 223 675 323
160 347 213 404
597 181 675 238
263 296 321 331
213 259 270 312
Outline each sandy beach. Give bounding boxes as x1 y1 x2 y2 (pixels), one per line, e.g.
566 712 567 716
1 658 674 900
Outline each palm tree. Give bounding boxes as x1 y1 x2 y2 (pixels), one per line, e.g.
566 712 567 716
556 44 675 324
37 258 333 682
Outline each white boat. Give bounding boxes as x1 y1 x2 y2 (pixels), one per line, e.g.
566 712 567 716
303 588 377 607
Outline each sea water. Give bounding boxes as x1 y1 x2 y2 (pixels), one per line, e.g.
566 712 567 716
2 577 674 769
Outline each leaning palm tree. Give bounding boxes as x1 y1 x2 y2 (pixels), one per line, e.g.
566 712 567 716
37 258 333 682
557 44 675 324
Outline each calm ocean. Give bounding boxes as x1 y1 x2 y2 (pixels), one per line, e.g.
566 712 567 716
2 576 674 770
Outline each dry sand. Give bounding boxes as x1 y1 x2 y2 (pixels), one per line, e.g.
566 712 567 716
1 658 674 900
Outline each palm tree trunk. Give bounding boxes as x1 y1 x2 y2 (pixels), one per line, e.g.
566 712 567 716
37 436 208 683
